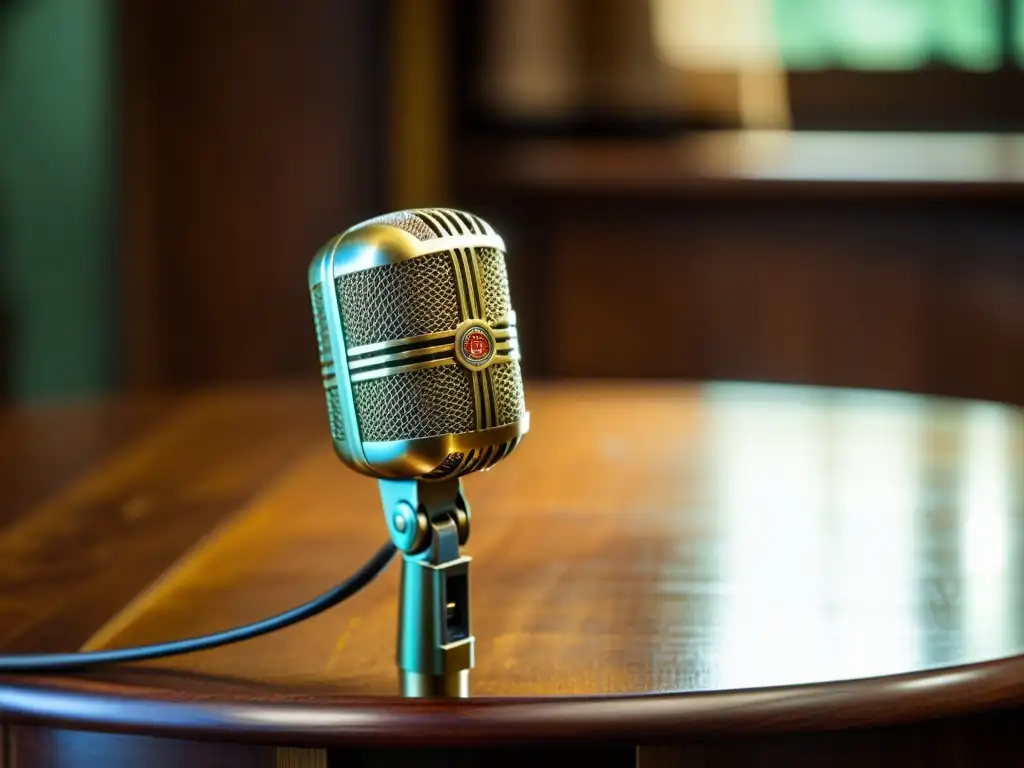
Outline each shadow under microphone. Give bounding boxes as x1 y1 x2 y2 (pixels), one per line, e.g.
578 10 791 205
308 207 530 697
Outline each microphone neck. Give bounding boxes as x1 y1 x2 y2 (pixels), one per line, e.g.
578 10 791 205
377 477 474 697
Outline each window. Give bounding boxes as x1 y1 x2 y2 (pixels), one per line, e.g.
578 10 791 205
770 0 1024 130
773 0 1010 71
648 0 1024 130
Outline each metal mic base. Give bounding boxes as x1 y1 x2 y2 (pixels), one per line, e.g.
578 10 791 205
401 670 471 698
380 478 475 699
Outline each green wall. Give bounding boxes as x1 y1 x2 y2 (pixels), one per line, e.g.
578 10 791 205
0 0 115 402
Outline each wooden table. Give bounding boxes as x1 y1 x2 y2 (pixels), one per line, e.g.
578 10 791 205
0 381 1022 766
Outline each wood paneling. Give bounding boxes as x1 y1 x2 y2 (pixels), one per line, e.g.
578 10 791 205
547 200 942 390
787 69 1024 132
460 135 1024 404
120 0 387 391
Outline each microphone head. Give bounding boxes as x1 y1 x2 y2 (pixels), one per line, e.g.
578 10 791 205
308 208 529 481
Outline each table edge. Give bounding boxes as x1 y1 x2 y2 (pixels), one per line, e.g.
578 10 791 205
1 655 1022 746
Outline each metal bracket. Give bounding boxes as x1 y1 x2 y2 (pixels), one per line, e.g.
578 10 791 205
378 478 474 697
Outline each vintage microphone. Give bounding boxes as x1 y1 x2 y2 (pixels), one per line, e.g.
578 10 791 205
308 208 530 697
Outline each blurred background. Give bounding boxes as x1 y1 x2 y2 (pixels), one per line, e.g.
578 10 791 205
0 0 1020 405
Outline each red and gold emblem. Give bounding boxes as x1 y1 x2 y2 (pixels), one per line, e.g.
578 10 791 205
462 329 491 361
454 321 496 370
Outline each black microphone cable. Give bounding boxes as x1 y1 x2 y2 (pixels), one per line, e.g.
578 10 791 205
0 540 398 673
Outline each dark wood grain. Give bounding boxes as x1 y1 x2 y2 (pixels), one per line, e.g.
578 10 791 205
120 0 387 391
785 69 1024 132
460 134 1024 403
0 382 1020 755
0 396 166 529
544 201 946 390
0 386 325 655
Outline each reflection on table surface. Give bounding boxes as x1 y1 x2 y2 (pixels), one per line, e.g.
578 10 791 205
676 383 1021 692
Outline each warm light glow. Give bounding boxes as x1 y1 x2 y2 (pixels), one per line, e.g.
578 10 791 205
709 391 829 689
653 0 1006 72
960 403 1015 659
827 394 922 679
651 0 782 69
695 385 924 689
650 0 790 127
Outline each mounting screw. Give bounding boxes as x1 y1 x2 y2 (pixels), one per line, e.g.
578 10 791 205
389 500 428 554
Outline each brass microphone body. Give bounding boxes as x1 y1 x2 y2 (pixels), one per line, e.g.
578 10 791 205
308 208 529 481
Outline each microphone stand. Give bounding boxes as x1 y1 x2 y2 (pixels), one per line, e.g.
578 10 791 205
379 477 474 697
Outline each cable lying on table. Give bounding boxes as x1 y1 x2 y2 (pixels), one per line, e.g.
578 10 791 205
0 541 397 673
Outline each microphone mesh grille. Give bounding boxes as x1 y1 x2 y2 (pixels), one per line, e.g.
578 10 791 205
311 282 346 443
424 452 465 479
476 248 512 325
489 360 526 425
361 210 438 241
325 385 346 442
335 252 460 348
426 436 523 480
353 365 475 442
310 283 330 363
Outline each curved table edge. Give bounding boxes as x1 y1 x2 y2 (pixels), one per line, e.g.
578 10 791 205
1 655 1024 746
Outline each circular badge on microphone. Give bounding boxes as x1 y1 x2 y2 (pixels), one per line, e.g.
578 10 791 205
454 320 496 370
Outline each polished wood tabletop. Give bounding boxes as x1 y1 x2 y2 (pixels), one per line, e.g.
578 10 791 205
0 381 1022 752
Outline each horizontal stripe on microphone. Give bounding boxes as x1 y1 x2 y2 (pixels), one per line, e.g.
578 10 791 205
346 340 520 383
347 342 455 371
492 327 517 341
347 328 516 363
344 319 515 364
346 329 457 358
349 356 458 383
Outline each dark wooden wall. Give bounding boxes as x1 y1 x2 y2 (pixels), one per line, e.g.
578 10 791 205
117 4 1023 405
119 0 388 392
459 138 1024 404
